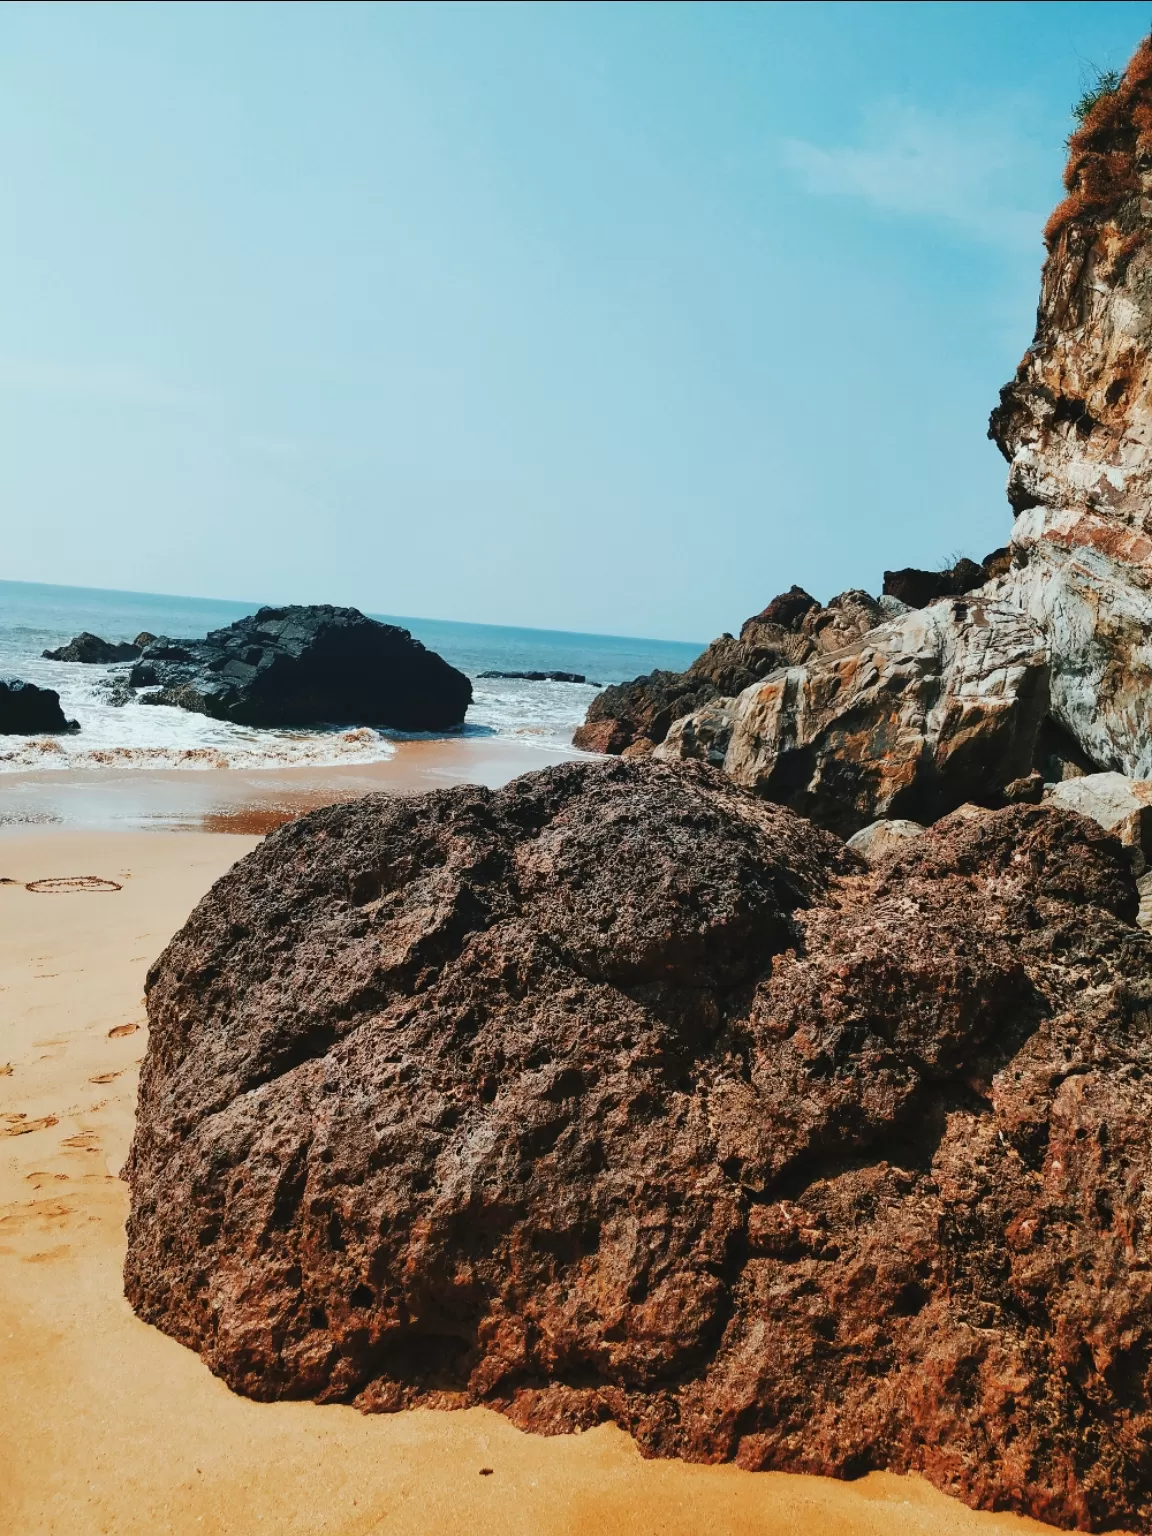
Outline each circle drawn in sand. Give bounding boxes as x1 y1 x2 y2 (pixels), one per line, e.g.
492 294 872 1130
25 876 123 894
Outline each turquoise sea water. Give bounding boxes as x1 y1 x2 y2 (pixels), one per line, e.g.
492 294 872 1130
0 579 704 771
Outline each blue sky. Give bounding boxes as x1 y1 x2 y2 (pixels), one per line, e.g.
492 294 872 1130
1 1 1148 641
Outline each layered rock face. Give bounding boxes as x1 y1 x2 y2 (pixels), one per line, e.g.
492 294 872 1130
990 39 1152 775
126 758 1152 1532
0 676 76 734
656 597 1049 836
574 588 884 756
129 605 471 730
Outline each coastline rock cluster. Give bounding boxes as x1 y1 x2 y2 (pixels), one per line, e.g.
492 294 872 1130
574 557 1012 763
479 670 595 684
573 586 888 756
579 37 1152 844
127 759 1152 1532
656 595 1049 835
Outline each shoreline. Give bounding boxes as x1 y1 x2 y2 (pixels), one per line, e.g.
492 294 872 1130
0 825 1090 1535
0 734 585 835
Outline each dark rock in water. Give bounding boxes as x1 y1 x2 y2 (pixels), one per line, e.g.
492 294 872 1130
0 677 77 733
125 756 1152 1531
138 683 220 715
134 631 157 649
98 678 135 709
127 605 472 730
478 670 593 684
574 588 883 756
42 631 142 663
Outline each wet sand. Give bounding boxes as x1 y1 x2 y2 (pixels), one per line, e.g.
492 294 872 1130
0 734 583 834
0 816 1110 1533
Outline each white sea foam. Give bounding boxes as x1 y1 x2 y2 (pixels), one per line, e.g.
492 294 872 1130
0 638 600 772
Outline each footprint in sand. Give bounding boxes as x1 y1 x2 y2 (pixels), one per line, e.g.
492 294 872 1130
61 1131 102 1153
25 1245 72 1263
89 1070 125 1085
0 1115 59 1137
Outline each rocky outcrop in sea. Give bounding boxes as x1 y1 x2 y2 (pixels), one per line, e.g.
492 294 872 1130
479 670 594 684
42 631 154 663
128 605 471 730
0 677 76 734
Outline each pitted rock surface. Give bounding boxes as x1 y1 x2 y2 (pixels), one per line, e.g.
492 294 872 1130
127 758 1152 1531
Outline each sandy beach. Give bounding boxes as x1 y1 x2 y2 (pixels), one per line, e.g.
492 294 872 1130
0 812 1093 1536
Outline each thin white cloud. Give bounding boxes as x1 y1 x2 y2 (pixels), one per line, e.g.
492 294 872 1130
780 102 1047 248
0 358 194 406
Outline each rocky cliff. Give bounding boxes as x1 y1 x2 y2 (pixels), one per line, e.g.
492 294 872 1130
989 38 1152 775
653 39 1152 831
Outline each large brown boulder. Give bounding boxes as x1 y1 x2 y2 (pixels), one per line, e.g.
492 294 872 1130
127 758 1152 1531
574 589 884 755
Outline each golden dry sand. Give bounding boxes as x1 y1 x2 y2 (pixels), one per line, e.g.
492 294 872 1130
0 827 1098 1535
